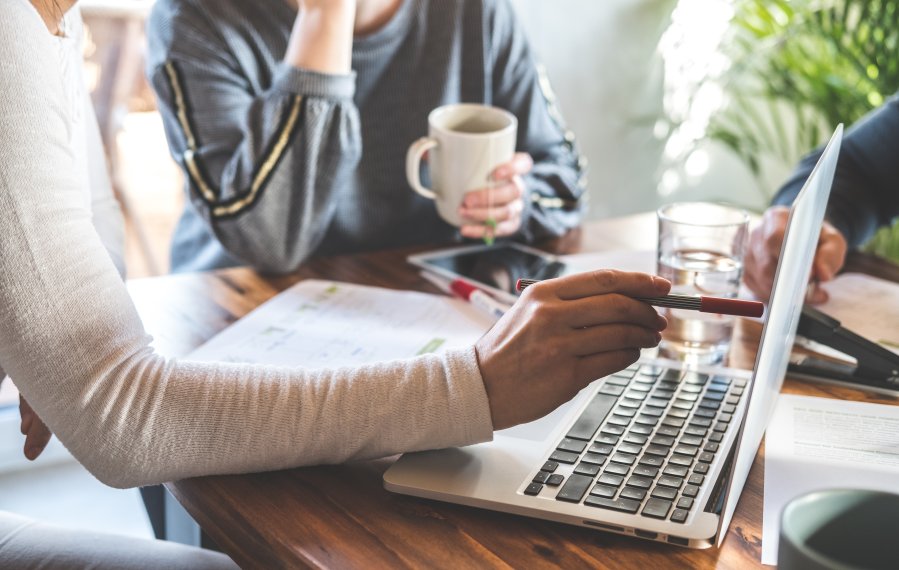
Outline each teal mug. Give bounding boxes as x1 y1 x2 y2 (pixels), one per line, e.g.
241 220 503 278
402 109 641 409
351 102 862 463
779 489 899 570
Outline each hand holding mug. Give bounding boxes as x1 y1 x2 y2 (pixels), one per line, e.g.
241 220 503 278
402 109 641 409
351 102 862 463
458 152 533 240
406 104 518 229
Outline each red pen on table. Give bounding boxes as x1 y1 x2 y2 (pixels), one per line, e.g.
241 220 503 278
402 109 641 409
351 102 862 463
515 278 764 318
419 271 511 320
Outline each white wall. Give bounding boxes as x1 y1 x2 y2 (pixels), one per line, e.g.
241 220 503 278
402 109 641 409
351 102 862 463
510 0 774 218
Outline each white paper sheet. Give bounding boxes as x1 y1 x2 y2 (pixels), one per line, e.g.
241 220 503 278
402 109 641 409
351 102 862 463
761 394 899 565
188 280 492 367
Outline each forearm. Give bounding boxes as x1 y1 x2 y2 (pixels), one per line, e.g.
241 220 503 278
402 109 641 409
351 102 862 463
285 0 355 74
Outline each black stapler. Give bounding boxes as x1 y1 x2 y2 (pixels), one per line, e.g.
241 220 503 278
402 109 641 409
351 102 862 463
788 305 899 394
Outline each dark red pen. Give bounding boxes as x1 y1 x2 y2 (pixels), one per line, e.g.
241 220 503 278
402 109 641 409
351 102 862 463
515 278 764 318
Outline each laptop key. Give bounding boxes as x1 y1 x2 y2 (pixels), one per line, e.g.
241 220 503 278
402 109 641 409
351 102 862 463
549 450 579 464
684 425 708 437
618 443 643 456
634 415 659 427
645 444 670 457
721 404 737 414
710 375 731 386
672 400 694 411
688 473 705 486
734 379 747 388
557 438 588 454
541 461 559 472
679 434 703 446
556 474 594 502
633 464 659 478
565 393 618 441
638 455 664 468
642 498 674 519
651 389 675 400
598 473 625 487
726 396 740 405
610 453 637 466
624 432 649 445
680 384 703 394
605 376 631 387
656 426 680 438
671 508 689 524
546 474 565 486
585 496 641 514
692 463 710 474
630 424 654 436
651 435 675 447
589 442 614 455
698 452 715 463
605 462 630 476
574 463 601 477
620 486 648 501
624 390 648 401
628 383 652 393
675 392 699 402
704 442 720 453
682 484 700 498
601 425 626 436
676 497 694 510
657 475 684 489
660 370 682 382
708 432 724 443
662 417 685 428
645 397 669 408
640 407 664 418
703 390 726 401
718 413 733 424
599 384 625 397
694 409 716 419
607 414 631 427
662 465 688 478
596 434 619 446
639 366 664 377
590 484 618 499
673 444 699 457
625 475 653 489
613 406 637 418
650 486 677 500
533 471 550 484
669 454 693 467
525 483 543 496
689 418 712 428
666 408 690 419
682 372 709 385
698 399 721 410
581 452 608 466
618 398 642 409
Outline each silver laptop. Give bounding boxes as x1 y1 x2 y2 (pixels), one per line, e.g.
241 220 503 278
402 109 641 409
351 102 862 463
384 125 844 548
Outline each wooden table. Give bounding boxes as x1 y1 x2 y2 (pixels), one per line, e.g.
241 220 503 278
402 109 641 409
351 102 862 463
127 214 899 569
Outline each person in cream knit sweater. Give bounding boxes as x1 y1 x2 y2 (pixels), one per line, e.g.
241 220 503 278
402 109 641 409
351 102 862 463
0 0 669 566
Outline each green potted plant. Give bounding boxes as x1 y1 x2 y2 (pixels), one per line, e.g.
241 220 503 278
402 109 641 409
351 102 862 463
697 0 899 260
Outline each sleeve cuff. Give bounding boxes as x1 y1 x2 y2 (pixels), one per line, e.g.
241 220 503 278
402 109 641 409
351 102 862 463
273 64 356 100
442 346 495 446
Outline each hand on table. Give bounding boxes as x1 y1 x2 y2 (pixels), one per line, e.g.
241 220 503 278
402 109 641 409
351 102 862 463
475 270 670 430
744 206 847 303
459 152 533 241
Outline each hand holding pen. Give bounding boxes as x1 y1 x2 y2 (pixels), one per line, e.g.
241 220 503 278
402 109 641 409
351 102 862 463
517 278 764 318
476 269 670 429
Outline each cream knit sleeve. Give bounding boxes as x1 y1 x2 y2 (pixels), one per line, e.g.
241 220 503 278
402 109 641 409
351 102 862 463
0 1 493 489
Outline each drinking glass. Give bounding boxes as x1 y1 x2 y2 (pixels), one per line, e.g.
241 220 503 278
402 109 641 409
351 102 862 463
656 202 750 363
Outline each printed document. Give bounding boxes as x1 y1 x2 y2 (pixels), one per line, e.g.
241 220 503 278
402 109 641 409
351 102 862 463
188 280 493 368
761 394 899 564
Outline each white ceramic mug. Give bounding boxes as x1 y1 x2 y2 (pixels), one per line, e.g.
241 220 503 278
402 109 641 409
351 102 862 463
406 104 517 226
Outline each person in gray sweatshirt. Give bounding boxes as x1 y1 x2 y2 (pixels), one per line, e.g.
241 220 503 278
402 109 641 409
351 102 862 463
147 0 586 273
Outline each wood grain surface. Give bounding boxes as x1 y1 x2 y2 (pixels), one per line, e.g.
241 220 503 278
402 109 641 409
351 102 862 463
126 215 899 569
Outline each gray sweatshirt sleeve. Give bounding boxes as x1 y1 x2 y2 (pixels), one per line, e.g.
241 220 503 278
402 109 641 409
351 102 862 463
772 98 899 249
147 3 361 273
486 0 587 242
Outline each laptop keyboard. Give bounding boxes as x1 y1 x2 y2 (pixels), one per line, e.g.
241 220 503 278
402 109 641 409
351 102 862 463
523 364 747 524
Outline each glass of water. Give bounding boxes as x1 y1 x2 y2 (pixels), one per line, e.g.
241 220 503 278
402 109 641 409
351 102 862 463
656 202 750 363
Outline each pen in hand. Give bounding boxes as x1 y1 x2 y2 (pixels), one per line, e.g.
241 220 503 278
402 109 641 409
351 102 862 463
516 278 765 318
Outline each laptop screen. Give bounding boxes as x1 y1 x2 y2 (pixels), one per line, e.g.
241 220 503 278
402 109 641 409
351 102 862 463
716 125 843 545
